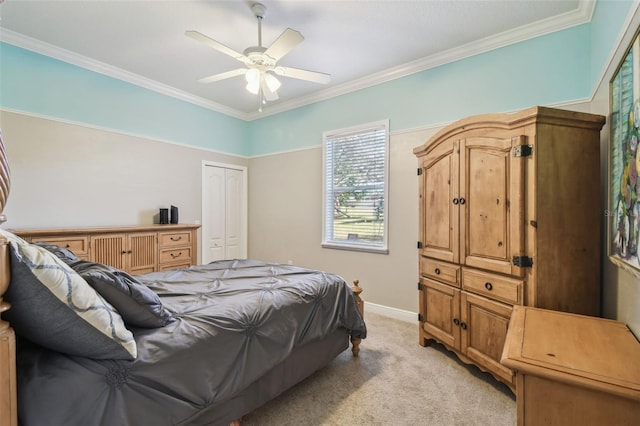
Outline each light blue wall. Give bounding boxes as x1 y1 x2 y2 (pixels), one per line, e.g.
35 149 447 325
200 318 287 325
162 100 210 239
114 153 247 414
0 0 635 157
0 42 250 156
248 24 594 156
590 0 636 88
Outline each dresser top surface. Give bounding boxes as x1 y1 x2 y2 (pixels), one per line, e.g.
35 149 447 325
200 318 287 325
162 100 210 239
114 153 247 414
502 306 640 397
11 223 200 236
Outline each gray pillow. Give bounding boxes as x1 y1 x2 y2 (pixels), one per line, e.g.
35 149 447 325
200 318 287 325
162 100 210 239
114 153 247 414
72 261 175 328
1 229 137 360
34 242 80 264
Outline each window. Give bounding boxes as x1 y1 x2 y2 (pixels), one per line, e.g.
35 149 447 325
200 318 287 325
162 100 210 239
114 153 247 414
322 120 389 253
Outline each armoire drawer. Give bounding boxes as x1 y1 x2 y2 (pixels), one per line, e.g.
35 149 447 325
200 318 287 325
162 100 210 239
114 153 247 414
462 268 522 305
420 257 460 287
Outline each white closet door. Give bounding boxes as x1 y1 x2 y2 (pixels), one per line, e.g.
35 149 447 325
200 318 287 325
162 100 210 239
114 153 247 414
203 165 226 264
202 164 246 264
224 168 243 260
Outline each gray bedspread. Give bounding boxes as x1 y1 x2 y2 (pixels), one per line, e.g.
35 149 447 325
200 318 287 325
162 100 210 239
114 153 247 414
16 259 367 426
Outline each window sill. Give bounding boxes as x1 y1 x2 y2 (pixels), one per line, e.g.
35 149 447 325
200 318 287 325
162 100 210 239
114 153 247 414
321 242 389 254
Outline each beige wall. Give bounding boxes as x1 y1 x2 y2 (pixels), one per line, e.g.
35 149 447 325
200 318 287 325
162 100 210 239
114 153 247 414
0 110 248 265
248 127 439 315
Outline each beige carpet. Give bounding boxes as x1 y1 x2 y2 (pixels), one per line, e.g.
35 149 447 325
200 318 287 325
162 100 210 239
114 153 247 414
241 312 516 425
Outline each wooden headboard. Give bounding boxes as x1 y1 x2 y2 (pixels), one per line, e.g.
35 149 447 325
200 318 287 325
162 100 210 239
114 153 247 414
0 129 17 426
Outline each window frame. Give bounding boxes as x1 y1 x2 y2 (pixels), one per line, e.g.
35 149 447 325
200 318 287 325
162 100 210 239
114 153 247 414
321 119 390 254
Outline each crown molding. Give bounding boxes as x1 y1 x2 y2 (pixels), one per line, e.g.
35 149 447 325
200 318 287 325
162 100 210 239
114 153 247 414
250 0 597 120
1 0 596 122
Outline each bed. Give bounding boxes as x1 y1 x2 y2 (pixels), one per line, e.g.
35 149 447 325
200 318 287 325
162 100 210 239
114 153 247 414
0 133 366 426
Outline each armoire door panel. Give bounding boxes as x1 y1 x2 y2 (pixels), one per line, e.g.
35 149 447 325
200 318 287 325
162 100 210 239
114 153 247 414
460 137 525 276
460 291 513 383
421 278 460 350
421 141 459 264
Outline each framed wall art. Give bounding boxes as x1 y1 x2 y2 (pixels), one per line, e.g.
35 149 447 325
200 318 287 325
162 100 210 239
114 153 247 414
609 25 640 277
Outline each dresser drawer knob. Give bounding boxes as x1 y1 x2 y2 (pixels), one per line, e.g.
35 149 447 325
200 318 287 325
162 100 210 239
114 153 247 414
485 282 493 291
170 236 182 241
434 268 441 275
170 252 183 259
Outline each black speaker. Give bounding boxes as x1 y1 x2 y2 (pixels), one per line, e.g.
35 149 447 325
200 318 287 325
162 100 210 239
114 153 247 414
170 205 179 224
159 208 169 224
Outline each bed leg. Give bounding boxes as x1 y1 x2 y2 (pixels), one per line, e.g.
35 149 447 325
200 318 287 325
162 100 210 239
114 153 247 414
350 336 361 357
350 280 364 357
351 280 364 317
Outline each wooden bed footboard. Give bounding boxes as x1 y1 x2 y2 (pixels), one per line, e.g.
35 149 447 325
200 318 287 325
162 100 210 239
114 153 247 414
0 128 17 426
0 235 17 426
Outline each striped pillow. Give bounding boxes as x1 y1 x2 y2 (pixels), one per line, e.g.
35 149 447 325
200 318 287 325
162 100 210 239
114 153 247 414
1 229 136 359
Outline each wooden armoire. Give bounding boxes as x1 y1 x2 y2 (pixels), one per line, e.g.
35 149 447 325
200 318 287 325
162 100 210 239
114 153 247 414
413 106 606 391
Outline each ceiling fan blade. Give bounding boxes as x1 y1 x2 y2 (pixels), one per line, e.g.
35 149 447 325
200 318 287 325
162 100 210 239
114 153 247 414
264 28 304 61
198 68 248 84
274 66 331 84
185 30 247 62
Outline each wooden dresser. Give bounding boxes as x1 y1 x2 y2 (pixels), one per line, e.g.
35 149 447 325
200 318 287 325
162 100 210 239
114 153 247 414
502 306 640 425
413 106 605 391
13 224 200 274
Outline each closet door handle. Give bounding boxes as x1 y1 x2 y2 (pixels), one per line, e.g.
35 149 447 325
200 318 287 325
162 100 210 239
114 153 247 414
460 322 467 330
453 318 460 326
459 197 466 205
452 198 459 205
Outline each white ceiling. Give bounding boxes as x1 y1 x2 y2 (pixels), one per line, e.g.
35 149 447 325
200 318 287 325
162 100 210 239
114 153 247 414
0 0 593 120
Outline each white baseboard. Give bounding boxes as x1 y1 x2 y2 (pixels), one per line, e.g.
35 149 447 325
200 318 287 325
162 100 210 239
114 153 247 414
364 301 416 323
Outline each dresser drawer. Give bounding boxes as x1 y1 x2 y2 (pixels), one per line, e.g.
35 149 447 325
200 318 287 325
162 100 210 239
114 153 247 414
462 268 522 305
159 262 191 271
159 247 192 265
159 231 192 248
30 236 89 258
420 257 460 287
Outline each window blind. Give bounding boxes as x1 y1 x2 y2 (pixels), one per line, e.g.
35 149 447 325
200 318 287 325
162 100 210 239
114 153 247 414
323 120 389 253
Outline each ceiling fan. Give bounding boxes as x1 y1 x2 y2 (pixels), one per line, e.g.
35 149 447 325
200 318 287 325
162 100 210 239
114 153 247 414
185 2 331 109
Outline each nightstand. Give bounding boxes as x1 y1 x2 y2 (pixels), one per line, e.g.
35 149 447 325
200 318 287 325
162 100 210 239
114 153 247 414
501 305 640 425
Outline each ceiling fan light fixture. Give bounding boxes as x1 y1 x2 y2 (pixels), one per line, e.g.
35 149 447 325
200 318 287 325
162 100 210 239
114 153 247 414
245 68 261 94
264 73 281 92
245 68 261 84
246 80 260 95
